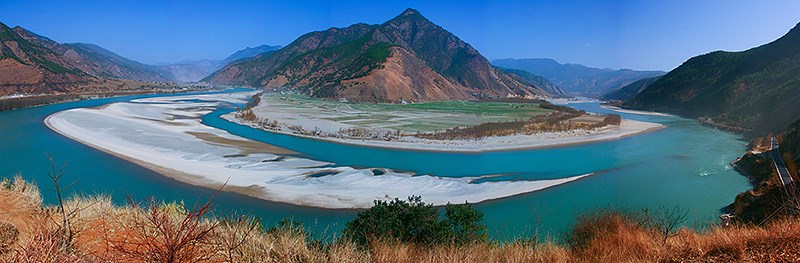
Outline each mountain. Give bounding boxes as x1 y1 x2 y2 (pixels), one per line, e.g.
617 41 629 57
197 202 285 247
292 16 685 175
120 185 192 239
492 58 664 97
205 8 556 102
1 23 96 95
601 76 661 101
624 22 800 134
65 43 173 82
0 22 176 95
219 44 281 66
496 67 565 96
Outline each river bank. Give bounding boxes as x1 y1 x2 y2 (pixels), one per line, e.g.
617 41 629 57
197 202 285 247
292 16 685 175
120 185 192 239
0 85 218 112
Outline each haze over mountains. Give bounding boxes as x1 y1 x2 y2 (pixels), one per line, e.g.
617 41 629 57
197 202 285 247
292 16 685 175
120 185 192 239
492 58 664 98
157 45 281 82
623 22 800 134
205 8 560 102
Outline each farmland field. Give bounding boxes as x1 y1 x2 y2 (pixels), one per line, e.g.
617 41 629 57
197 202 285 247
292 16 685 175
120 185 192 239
262 94 553 132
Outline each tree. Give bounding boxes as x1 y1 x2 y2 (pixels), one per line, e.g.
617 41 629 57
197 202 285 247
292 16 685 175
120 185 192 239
444 202 486 245
343 196 446 246
46 154 73 250
342 196 487 247
643 205 688 244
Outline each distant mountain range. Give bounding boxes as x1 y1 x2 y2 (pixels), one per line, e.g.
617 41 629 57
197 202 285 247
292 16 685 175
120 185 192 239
495 67 565 96
492 58 664 98
156 59 220 83
0 21 281 93
623 22 800 134
157 45 281 82
205 8 560 102
219 44 281 66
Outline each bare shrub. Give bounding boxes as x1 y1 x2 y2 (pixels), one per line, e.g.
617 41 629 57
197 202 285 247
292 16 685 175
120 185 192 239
644 205 688 244
110 198 220 262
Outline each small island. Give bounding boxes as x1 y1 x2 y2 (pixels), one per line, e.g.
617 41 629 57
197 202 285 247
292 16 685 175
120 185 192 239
227 92 665 152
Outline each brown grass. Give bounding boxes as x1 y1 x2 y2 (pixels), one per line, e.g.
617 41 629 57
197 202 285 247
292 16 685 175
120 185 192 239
2 177 800 262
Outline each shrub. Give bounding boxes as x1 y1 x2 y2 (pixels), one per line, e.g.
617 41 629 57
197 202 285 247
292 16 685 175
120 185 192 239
342 196 486 247
564 209 645 251
110 198 219 262
444 202 487 245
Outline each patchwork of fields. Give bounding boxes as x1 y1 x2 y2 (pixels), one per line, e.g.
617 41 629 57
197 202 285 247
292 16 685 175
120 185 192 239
263 94 553 133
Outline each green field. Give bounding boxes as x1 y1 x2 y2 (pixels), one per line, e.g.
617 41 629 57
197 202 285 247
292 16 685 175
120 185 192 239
262 94 552 133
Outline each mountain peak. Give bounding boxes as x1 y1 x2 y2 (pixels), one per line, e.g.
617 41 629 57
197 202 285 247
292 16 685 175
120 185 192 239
388 8 427 23
401 8 420 16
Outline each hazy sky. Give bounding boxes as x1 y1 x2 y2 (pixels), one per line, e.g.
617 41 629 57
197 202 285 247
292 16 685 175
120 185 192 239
1 0 799 71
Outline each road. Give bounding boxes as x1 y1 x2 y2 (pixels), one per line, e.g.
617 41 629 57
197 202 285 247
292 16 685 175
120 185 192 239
771 136 793 186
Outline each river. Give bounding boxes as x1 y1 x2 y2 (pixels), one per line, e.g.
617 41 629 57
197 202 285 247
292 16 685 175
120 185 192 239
0 89 751 241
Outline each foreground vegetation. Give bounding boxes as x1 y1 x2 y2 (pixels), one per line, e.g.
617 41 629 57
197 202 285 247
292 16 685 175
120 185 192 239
3 176 800 262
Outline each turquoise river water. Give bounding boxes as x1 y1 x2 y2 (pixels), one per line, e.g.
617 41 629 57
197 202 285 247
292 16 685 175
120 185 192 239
0 89 751 241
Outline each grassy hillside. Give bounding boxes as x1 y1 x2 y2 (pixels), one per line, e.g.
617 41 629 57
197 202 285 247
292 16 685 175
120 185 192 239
602 76 661 101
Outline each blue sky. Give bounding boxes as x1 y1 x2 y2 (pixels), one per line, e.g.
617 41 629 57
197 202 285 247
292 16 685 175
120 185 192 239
1 0 798 71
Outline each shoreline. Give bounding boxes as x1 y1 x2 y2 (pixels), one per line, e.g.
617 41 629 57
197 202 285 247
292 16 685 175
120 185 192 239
0 87 222 112
224 113 666 153
600 105 674 117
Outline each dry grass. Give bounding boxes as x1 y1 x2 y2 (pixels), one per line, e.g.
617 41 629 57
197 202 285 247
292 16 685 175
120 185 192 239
1 177 800 262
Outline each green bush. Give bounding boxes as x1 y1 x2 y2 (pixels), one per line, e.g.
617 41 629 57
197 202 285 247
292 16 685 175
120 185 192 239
444 201 487 245
342 196 486 246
